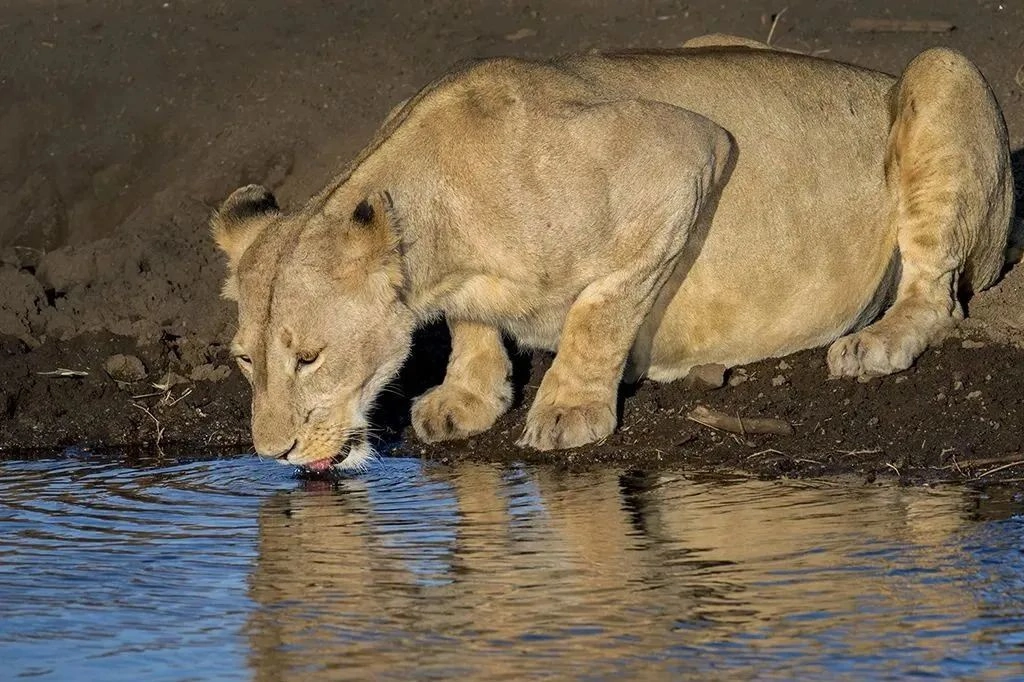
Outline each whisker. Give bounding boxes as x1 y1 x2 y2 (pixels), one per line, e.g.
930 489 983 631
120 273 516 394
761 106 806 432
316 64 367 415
377 385 407 398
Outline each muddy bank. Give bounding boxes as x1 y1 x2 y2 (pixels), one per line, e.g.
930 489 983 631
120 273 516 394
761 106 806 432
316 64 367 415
4 326 1024 486
411 337 1024 485
1 1 1024 485
0 332 251 451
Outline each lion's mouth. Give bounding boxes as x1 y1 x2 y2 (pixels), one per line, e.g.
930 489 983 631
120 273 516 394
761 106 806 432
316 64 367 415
296 432 369 475
304 456 338 474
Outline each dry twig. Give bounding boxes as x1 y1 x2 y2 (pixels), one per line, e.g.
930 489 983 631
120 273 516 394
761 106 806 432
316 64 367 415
687 405 794 436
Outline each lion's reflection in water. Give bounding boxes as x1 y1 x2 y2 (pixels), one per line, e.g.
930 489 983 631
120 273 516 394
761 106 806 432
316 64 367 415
245 462 997 680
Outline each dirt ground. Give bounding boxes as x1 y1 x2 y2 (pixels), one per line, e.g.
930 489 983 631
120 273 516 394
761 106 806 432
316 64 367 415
2 0 1023 485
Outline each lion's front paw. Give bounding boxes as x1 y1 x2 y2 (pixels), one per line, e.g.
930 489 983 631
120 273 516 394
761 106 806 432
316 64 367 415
827 328 917 379
517 399 617 451
411 382 511 443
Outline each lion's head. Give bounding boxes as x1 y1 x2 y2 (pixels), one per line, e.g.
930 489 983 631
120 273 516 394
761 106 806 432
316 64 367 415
212 184 414 471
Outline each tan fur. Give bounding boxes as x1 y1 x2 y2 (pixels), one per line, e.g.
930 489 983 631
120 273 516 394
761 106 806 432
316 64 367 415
213 37 1013 466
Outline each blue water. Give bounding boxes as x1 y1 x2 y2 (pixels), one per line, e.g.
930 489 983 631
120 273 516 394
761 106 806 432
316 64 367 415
1 452 1022 680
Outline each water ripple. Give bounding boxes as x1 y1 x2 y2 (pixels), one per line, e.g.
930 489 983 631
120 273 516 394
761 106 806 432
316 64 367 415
0 453 1022 680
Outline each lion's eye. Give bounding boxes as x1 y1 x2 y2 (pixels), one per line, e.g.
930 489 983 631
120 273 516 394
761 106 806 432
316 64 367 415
296 351 320 370
235 354 252 367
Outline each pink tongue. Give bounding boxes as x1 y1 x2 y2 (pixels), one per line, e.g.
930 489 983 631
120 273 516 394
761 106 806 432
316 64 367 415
307 458 335 473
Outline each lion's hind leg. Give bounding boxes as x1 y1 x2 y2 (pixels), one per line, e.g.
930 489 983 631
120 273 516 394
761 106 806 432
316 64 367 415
828 48 1013 378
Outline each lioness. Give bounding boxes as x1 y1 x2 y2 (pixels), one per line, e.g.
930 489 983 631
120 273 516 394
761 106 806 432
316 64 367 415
213 36 1013 471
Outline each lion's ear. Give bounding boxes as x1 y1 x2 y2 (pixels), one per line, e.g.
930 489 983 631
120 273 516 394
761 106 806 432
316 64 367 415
211 184 279 260
349 190 393 228
211 184 280 299
335 192 403 290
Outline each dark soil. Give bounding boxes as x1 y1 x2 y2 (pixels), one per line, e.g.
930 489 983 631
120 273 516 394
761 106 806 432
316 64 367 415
408 336 1024 485
5 325 1024 486
0 331 250 451
1 0 1024 486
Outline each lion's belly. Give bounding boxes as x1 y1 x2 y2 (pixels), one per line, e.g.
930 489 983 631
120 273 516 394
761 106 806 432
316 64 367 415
616 54 901 380
647 238 897 382
645 151 898 380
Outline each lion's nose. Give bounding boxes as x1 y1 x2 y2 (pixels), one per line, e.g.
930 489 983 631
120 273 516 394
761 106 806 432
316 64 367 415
256 439 297 460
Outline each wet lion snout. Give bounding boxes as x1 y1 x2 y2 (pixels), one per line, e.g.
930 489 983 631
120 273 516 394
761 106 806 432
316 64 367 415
251 413 299 456
259 439 297 460
252 431 298 459
251 399 298 459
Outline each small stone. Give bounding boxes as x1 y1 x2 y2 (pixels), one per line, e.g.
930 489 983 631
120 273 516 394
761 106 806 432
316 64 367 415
935 392 946 401
868 416 880 426
953 380 964 391
189 363 232 382
894 376 908 384
683 363 727 390
777 360 791 370
961 339 986 349
728 369 748 387
104 354 147 382
966 390 982 400
504 28 537 41
771 374 788 387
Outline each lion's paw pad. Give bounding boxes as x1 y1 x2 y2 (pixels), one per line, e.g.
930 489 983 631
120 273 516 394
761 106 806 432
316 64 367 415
518 401 617 451
827 330 916 379
411 384 509 443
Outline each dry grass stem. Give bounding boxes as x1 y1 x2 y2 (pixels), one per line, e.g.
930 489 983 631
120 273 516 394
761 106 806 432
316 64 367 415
132 402 165 450
972 459 1024 480
748 448 785 459
766 7 788 46
838 447 883 457
37 368 88 378
167 388 193 407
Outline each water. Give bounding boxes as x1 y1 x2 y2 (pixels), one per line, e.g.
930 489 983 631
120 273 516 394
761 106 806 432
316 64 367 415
1 453 1022 681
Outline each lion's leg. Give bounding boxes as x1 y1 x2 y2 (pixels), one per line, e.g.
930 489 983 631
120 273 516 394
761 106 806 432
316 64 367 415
828 48 1013 379
516 101 731 451
411 320 513 442
518 269 667 451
